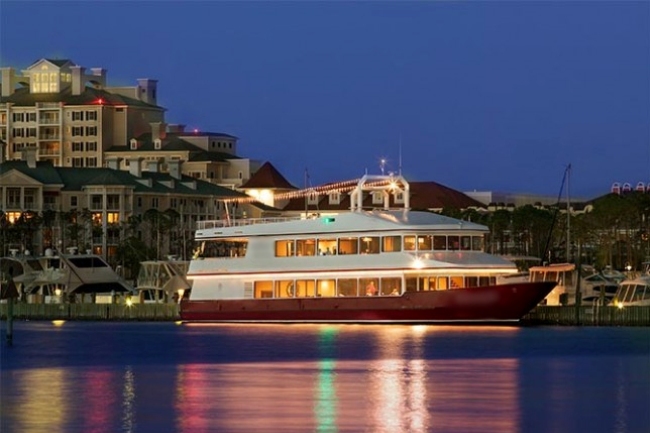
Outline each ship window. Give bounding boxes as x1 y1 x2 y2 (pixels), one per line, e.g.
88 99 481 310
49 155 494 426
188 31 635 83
460 236 472 251
317 279 336 297
433 236 447 250
479 276 491 287
254 281 273 298
404 235 416 251
382 236 401 252
275 240 295 257
295 279 316 297
317 239 337 255
405 277 418 292
437 277 449 290
361 278 379 296
68 257 109 268
296 239 316 256
275 280 295 298
417 235 432 251
450 276 463 289
337 279 358 297
201 239 248 258
472 236 484 251
466 276 479 287
419 277 436 290
448 236 460 251
360 236 380 254
338 237 358 255
380 277 401 295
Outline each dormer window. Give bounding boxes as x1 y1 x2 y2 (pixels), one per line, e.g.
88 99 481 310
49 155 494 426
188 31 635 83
154 139 162 150
308 193 319 205
328 192 340 205
130 139 138 150
395 191 404 204
372 191 383 205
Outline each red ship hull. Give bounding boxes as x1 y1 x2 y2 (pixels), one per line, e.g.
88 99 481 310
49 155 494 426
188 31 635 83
180 281 556 323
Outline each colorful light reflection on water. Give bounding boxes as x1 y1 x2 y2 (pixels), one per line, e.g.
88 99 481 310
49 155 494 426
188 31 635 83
1 322 649 433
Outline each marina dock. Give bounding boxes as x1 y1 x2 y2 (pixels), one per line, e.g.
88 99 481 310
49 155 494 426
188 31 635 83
1 303 649 326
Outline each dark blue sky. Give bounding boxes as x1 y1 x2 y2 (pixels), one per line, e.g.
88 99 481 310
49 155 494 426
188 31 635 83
2 1 648 198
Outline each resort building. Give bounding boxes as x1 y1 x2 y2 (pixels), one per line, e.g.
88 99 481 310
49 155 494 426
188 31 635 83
1 58 164 168
0 147 268 270
0 58 261 188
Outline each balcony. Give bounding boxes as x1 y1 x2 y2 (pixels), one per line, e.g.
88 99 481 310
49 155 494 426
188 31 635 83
39 134 60 141
39 116 60 125
39 142 61 155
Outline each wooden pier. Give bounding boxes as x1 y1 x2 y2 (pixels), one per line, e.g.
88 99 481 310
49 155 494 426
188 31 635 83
0 303 180 321
1 303 649 325
522 305 650 326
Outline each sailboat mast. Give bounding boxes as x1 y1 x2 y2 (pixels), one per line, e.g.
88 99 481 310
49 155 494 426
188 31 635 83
566 164 571 262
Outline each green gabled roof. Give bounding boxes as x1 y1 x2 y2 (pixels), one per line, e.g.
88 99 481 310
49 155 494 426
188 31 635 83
109 133 200 151
177 131 238 139
0 159 248 198
56 167 137 191
188 151 238 162
140 171 246 198
43 58 74 67
0 160 64 185
0 86 163 109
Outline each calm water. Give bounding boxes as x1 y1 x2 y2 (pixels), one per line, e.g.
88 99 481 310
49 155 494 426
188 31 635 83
1 322 649 433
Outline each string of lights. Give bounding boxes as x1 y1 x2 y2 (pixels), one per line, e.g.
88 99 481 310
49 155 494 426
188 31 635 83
223 177 407 204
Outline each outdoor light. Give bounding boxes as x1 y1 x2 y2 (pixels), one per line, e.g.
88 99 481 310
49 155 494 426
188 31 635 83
412 257 424 269
55 288 62 297
126 297 133 307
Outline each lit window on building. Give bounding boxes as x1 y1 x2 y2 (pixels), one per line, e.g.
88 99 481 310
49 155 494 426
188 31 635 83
6 211 21 224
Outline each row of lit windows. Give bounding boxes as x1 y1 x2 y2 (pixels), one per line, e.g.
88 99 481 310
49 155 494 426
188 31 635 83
274 234 485 257
252 274 499 299
1 210 118 225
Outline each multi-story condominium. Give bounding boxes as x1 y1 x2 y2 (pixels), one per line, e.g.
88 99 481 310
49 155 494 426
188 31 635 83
0 147 269 270
1 58 164 168
1 58 261 189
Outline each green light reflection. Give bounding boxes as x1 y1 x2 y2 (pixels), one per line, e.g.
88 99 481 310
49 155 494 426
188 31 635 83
316 326 339 433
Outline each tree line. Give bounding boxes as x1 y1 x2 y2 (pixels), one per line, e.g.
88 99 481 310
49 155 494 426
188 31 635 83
1 191 648 279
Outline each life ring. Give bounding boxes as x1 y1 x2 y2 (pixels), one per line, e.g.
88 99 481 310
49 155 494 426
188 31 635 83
285 282 295 297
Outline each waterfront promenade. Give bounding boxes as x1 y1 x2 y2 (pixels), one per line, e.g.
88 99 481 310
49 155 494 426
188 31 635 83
1 304 649 326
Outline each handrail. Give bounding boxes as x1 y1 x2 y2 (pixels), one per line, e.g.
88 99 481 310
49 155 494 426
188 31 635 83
196 216 305 230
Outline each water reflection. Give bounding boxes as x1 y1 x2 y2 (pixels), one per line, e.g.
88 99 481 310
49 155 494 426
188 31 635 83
2 323 648 433
6 368 69 433
122 366 136 433
174 325 520 433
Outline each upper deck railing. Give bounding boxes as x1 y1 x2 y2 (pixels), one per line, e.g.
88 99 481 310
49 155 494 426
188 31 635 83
196 215 305 230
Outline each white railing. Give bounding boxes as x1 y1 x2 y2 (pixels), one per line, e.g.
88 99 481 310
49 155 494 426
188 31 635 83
196 215 304 230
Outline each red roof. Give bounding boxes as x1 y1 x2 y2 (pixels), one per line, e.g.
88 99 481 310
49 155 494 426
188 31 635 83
281 180 484 212
240 162 297 190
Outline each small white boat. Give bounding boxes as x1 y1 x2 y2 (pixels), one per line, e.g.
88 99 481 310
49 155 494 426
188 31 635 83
135 259 191 304
611 275 650 307
528 263 619 306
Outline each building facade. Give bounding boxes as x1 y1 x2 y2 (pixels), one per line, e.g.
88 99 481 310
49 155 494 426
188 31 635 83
1 58 164 168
